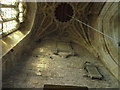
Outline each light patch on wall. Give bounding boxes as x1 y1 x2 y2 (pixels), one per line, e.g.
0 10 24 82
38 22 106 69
7 30 24 40
18 3 24 12
19 13 24 22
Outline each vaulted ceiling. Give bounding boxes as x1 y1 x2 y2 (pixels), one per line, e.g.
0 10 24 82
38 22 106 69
30 2 119 81
31 2 104 41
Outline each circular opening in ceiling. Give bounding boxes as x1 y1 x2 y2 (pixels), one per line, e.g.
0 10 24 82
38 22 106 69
55 3 73 22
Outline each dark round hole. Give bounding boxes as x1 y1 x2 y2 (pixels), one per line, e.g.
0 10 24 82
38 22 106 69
55 3 73 22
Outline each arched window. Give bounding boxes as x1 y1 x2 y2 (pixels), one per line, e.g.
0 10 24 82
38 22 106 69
0 0 26 37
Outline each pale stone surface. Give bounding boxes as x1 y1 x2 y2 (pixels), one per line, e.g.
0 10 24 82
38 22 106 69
3 37 119 88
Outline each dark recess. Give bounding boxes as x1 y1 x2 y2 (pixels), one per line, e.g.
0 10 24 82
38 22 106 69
55 3 73 22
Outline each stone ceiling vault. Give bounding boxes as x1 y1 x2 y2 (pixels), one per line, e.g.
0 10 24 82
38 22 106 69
30 2 119 81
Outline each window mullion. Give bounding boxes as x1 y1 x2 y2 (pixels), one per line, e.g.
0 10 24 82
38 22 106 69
1 4 17 8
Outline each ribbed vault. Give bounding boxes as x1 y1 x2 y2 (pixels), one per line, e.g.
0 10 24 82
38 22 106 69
1 2 119 89
30 2 119 81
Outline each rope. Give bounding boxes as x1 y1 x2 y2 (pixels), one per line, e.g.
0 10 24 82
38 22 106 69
68 15 116 42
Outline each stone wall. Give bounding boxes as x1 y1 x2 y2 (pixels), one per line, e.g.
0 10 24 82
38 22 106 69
86 2 119 81
2 2 37 77
68 2 119 81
